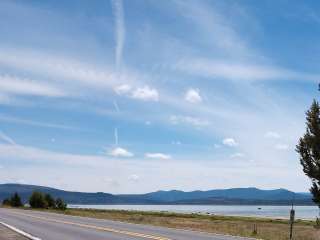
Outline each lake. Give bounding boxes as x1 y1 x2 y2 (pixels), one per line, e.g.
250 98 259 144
69 205 319 220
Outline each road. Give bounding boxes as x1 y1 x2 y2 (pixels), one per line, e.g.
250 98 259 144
0 208 254 240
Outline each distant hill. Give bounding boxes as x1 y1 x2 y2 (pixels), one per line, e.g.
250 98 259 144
0 184 119 204
0 184 314 205
121 187 313 205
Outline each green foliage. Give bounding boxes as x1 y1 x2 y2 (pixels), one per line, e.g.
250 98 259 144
296 100 320 207
45 193 56 208
55 198 67 211
10 192 23 207
2 198 11 206
29 191 48 208
2 192 23 207
28 191 66 210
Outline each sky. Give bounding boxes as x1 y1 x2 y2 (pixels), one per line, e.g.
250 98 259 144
0 0 319 194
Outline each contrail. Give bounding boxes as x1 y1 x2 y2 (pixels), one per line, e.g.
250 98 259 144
111 0 125 69
114 127 118 145
113 100 120 112
0 131 16 145
111 0 124 150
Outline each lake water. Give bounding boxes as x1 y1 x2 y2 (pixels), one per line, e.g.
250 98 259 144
69 205 319 220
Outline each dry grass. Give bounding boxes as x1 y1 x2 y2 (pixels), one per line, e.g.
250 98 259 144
0 224 29 240
46 208 320 240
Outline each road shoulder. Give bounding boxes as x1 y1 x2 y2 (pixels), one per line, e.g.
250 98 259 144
0 223 30 240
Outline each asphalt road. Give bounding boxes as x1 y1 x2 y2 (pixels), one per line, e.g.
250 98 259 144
0 208 254 240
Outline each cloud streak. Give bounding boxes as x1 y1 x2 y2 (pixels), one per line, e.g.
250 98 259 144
111 0 125 69
0 114 77 131
145 153 172 160
170 115 210 127
0 143 105 167
0 48 139 92
0 131 15 145
132 86 159 102
175 58 319 82
115 84 159 102
0 75 66 97
114 128 118 145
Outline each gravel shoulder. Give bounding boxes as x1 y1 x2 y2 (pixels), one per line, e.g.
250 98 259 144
0 224 29 240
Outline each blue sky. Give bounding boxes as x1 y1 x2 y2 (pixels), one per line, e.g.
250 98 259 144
0 0 319 193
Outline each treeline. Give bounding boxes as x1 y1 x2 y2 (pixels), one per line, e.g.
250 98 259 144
2 191 67 210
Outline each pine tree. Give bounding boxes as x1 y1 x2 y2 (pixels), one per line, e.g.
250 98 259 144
44 194 56 208
10 192 23 207
29 191 48 208
296 100 320 208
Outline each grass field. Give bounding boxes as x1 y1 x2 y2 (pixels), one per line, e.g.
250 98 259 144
41 208 320 240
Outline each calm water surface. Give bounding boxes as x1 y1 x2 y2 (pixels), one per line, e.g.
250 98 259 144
69 205 319 220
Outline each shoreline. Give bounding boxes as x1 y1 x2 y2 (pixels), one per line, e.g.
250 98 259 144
66 207 317 223
68 204 319 221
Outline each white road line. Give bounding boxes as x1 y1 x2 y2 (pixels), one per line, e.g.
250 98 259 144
0 221 42 240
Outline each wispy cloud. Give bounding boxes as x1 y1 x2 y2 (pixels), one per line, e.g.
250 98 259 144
0 143 105 166
111 0 125 69
222 138 238 147
173 0 254 58
0 114 77 130
0 48 138 91
113 100 120 112
114 84 132 95
114 128 118 145
170 115 210 127
145 153 172 160
114 84 159 102
132 86 159 102
175 58 319 82
0 75 66 97
109 147 134 157
0 131 15 145
184 88 202 103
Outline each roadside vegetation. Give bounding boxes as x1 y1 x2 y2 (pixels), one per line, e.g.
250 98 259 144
296 95 320 228
2 191 67 210
35 208 318 240
2 192 23 208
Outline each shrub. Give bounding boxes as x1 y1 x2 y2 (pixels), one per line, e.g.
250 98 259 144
2 193 23 207
10 192 23 207
29 191 48 208
2 198 11 206
45 194 56 208
55 198 67 211
28 191 67 210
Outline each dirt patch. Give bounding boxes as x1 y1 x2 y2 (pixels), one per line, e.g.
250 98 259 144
0 224 29 240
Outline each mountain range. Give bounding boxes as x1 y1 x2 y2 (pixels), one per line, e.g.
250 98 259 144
0 184 314 205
